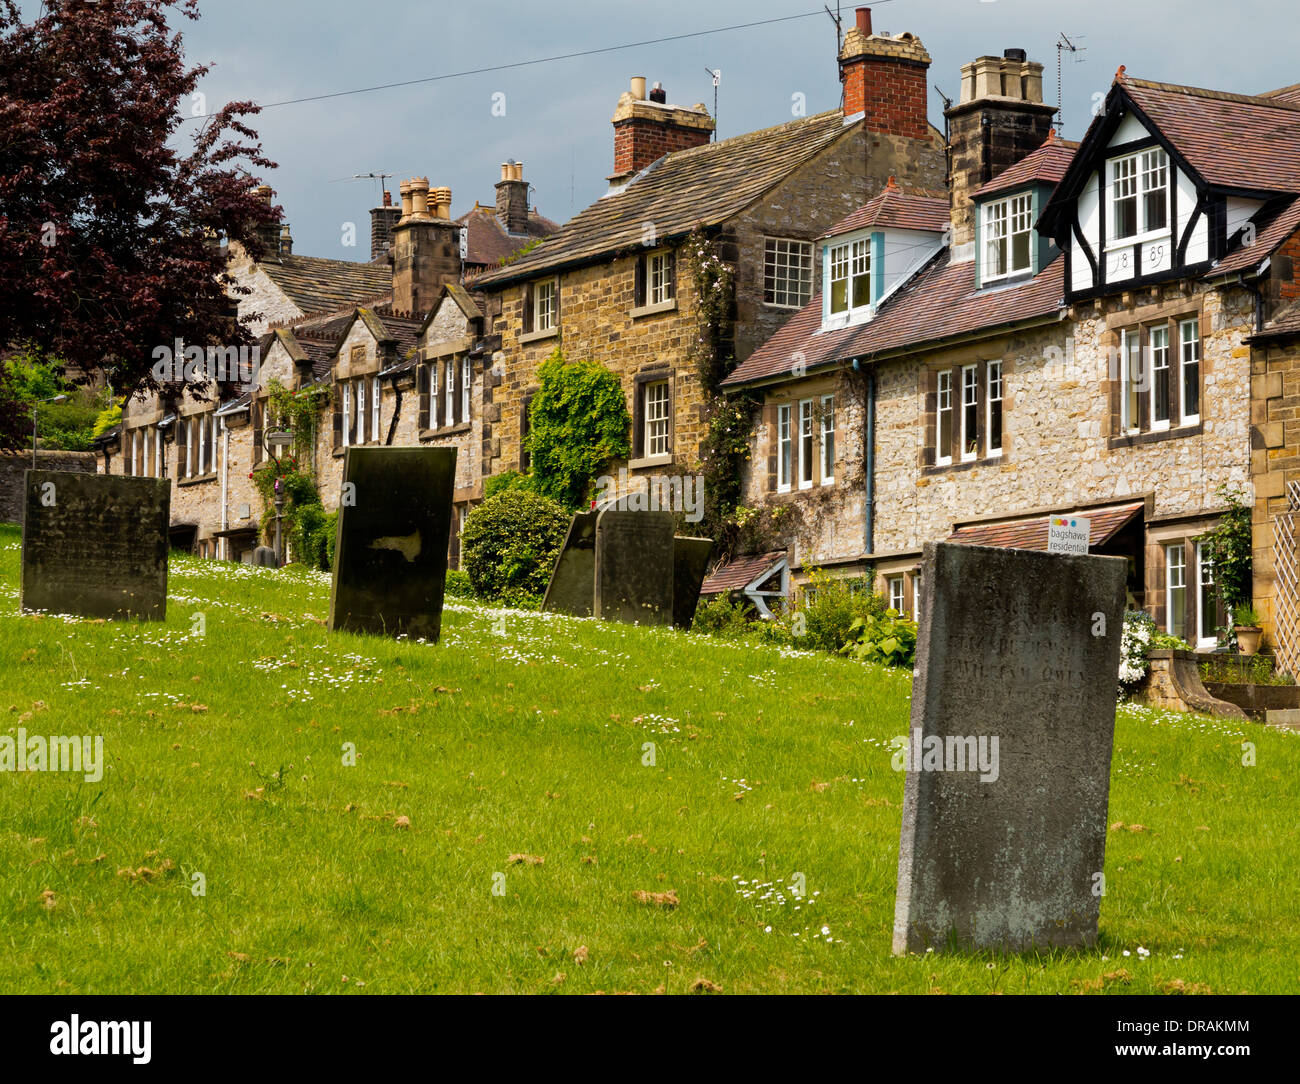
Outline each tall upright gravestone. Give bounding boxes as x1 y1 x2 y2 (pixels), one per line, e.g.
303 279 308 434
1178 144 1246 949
21 471 170 620
671 536 713 631
541 511 598 617
593 509 675 626
329 447 456 640
892 541 1126 955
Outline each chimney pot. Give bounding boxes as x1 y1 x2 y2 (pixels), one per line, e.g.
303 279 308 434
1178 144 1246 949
501 161 511 182
630 76 647 100
1004 47 1027 62
399 180 413 217
856 7 871 33
382 189 392 207
649 82 667 104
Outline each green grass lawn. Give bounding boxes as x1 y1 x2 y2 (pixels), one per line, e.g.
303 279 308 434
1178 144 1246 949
1 522 1296 994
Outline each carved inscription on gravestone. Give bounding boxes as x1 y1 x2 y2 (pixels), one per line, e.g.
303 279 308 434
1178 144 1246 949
328 447 456 640
892 541 1126 955
593 510 675 626
21 470 170 620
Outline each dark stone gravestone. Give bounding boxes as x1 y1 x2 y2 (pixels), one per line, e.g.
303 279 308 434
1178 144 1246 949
593 509 675 626
542 511 598 617
892 541 1126 955
21 470 169 620
252 546 278 568
328 447 456 640
672 536 713 630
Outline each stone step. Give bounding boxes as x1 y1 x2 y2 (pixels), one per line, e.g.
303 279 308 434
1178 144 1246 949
1264 709 1300 731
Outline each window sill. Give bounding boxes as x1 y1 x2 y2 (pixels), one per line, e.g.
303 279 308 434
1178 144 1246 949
764 300 808 311
332 441 385 458
520 327 558 345
1104 229 1171 252
177 473 218 487
1107 421 1202 449
628 453 672 470
631 299 677 319
420 423 472 439
923 454 1008 476
980 269 1035 289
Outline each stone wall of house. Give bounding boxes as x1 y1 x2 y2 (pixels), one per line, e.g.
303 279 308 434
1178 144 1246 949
1250 334 1300 650
0 450 97 524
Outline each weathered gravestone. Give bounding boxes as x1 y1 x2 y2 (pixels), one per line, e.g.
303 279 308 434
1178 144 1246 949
252 546 278 568
892 541 1126 955
672 536 713 631
21 470 169 620
593 509 675 626
542 511 598 617
328 447 456 640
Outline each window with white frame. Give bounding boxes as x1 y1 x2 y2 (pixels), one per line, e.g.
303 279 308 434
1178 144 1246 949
912 572 921 619
1196 540 1217 647
960 364 978 461
371 375 381 439
1180 319 1201 424
798 398 814 489
987 360 1003 456
533 278 557 331
445 358 455 427
776 403 792 492
342 383 352 448
643 380 670 457
982 193 1033 280
828 237 870 316
887 575 905 614
1111 148 1168 241
461 357 471 422
936 370 953 466
1118 319 1201 435
764 238 814 308
820 394 835 485
356 378 367 445
1165 542 1186 636
648 252 674 306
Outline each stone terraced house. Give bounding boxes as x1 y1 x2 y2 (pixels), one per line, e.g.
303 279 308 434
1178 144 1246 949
717 55 1300 658
98 166 558 564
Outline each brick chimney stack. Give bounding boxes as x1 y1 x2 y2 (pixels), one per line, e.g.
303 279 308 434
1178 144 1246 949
370 189 401 263
608 77 715 189
391 176 462 315
838 7 932 139
945 49 1057 255
495 160 529 234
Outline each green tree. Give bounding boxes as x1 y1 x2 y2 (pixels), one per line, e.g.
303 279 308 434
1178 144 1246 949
527 349 631 509
461 487 569 606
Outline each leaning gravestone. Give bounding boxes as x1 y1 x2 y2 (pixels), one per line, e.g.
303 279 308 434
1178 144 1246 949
21 470 170 620
892 541 1126 955
671 536 713 630
593 509 675 626
328 447 456 640
542 511 598 617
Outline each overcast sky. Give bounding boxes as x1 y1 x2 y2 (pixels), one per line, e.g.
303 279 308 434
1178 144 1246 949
94 1 1300 256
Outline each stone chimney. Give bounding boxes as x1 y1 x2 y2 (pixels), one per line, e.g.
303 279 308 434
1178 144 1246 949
838 7 932 139
391 176 462 315
251 184 282 254
370 189 401 263
495 160 529 234
279 224 293 256
609 77 715 188
945 49 1057 255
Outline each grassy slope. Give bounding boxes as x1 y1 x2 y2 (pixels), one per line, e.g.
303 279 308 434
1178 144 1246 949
0 524 1295 994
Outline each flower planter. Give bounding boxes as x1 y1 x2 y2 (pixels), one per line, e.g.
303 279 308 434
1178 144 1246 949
1235 626 1263 656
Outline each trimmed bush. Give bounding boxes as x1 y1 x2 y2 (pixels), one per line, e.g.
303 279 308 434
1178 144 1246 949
461 487 569 604
445 569 474 599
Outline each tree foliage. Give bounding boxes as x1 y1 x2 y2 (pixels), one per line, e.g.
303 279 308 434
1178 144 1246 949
526 349 630 509
0 0 277 395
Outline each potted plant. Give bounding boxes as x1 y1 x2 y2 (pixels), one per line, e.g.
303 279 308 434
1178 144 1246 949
1233 604 1263 656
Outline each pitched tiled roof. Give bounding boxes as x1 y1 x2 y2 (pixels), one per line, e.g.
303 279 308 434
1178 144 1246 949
474 110 855 287
700 551 787 595
1247 299 1300 342
947 502 1145 551
457 205 561 268
1122 78 1300 192
972 134 1078 199
258 253 392 316
1213 195 1300 276
822 182 948 237
1262 82 1300 106
723 251 1064 387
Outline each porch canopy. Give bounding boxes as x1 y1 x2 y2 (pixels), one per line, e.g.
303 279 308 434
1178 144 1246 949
946 501 1145 552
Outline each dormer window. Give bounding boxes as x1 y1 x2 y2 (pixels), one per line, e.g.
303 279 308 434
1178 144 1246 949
828 238 870 316
982 193 1033 281
1110 149 1168 241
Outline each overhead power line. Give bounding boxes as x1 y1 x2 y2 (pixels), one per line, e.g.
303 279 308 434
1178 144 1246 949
185 3 896 121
